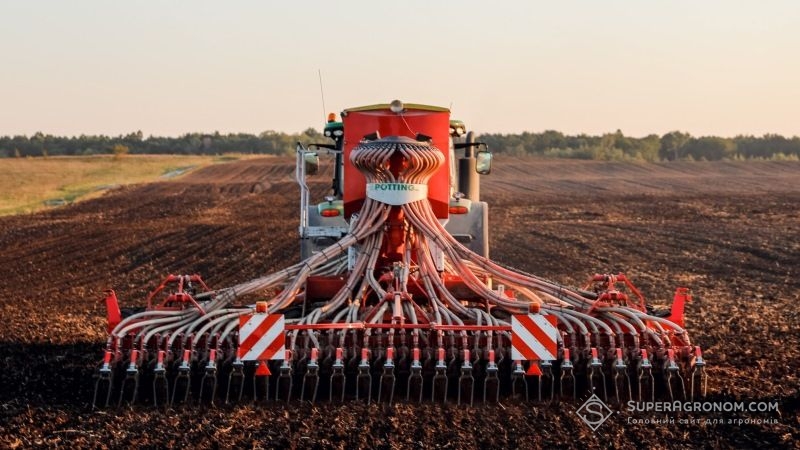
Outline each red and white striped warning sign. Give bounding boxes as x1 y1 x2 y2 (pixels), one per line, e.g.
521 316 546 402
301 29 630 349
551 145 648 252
237 313 286 361
511 314 558 361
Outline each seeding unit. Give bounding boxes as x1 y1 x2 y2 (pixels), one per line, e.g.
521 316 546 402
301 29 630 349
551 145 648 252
94 101 708 408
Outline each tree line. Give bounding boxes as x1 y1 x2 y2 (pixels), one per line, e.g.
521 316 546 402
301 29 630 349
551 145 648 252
478 130 800 161
0 129 325 158
1 129 798 161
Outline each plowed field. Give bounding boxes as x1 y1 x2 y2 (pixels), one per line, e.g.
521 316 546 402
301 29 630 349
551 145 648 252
1 158 798 449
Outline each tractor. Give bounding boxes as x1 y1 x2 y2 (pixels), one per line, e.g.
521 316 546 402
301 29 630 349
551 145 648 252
94 100 707 408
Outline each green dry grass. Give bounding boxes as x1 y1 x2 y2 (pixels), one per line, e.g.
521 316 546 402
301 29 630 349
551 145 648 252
0 154 245 216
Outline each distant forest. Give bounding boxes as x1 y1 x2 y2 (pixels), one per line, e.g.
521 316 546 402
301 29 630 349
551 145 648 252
1 129 799 161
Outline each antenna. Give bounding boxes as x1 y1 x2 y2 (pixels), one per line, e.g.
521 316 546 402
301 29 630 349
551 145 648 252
318 69 327 121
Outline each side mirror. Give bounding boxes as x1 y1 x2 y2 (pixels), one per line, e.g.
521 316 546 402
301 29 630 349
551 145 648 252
304 152 319 175
475 150 492 175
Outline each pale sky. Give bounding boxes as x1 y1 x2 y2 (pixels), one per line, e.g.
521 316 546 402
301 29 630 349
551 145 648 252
1 1 798 138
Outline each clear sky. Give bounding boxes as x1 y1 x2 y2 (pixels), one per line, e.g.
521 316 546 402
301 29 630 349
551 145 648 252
1 1 798 137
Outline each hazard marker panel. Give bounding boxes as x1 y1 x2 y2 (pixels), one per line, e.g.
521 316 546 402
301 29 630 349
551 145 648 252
238 313 285 361
511 314 558 362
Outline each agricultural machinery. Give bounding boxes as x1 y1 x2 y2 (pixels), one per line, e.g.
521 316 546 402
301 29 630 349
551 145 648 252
94 100 708 408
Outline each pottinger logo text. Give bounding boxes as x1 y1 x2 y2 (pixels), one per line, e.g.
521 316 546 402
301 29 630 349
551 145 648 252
365 183 428 205
368 183 418 191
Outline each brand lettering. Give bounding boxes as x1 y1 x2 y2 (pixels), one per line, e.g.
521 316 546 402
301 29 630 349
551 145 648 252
369 183 417 191
365 183 428 205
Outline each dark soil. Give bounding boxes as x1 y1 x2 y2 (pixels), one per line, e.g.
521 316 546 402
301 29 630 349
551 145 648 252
1 158 798 449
